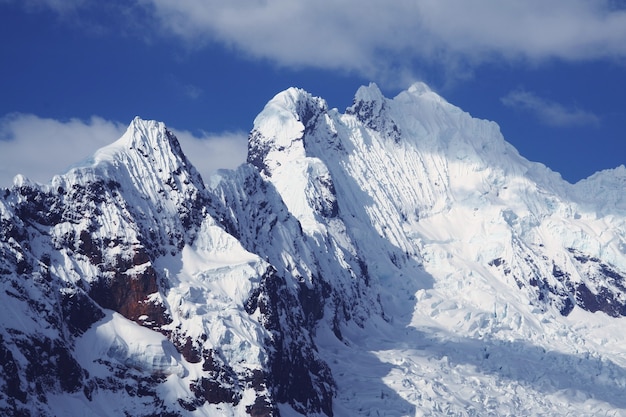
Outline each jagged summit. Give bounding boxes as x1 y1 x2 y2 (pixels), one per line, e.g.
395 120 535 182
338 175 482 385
351 81 435 105
94 117 170 160
6 117 183 189
247 86 329 180
92 117 201 180
256 87 328 130
352 82 385 103
67 117 206 212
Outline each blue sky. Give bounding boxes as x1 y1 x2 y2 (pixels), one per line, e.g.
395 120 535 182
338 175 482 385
1 0 624 187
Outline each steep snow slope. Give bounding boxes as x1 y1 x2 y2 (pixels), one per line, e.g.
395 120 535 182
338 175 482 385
1 83 626 417
231 82 626 416
0 118 331 417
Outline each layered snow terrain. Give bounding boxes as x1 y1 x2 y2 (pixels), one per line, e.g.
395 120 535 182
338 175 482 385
1 83 626 416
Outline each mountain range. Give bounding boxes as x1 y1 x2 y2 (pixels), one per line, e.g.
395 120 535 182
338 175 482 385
1 82 625 416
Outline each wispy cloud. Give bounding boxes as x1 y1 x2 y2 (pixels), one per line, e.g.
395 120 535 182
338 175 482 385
8 0 626 81
0 114 126 187
0 114 248 188
501 89 601 127
136 0 626 80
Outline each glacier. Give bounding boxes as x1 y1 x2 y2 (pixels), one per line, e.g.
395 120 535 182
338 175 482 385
1 82 626 416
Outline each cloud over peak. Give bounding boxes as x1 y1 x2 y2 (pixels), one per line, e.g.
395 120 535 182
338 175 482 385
0 114 126 186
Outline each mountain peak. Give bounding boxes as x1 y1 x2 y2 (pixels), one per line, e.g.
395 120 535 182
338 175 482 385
406 81 433 95
261 87 328 122
93 117 181 165
351 81 434 108
87 117 200 184
247 87 330 177
53 117 208 239
353 82 385 104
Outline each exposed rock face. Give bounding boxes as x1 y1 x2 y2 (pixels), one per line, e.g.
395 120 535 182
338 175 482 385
0 117 343 417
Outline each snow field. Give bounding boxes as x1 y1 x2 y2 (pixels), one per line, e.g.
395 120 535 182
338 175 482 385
253 83 626 416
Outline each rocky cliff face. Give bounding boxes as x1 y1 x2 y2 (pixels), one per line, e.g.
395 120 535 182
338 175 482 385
0 117 338 417
1 84 626 417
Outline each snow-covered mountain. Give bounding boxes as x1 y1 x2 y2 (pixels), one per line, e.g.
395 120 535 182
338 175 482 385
1 83 626 416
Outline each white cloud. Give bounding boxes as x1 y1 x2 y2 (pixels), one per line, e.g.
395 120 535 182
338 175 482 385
414 0 626 62
12 0 626 80
170 128 248 182
501 90 601 127
136 0 626 78
0 114 126 188
0 114 248 188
